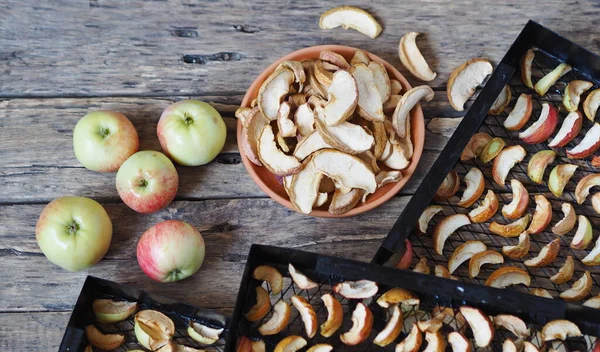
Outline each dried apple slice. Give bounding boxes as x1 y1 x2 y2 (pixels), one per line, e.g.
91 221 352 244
460 306 494 347
278 61 306 90
328 188 363 215
549 111 583 147
567 123 600 159
494 315 530 338
504 93 533 130
503 179 529 219
398 32 437 81
293 131 332 161
320 50 350 70
373 305 403 346
480 137 506 163
584 295 600 308
435 170 460 201
274 336 307 352
542 320 582 341
447 59 493 111
236 106 258 127
323 70 358 126
134 310 175 350
333 279 378 299
492 145 526 186
289 157 323 214
288 264 317 290
253 265 283 295
351 63 384 121
519 103 559 144
549 164 578 197
397 323 423 352
312 149 377 194
277 102 297 137
376 170 403 187
576 174 600 204
383 142 411 170
584 89 600 121
423 331 446 352
258 301 291 335
448 332 471 352
552 203 576 235
418 205 443 233
413 257 430 274
433 214 471 255
92 299 137 323
502 231 531 259
315 109 374 154
489 214 531 238
448 240 486 274
523 341 540 352
319 6 382 38
563 80 593 112
461 132 492 161
86 325 124 350
320 293 343 337
527 195 552 234
392 85 434 138
468 250 504 278
377 288 420 308
246 287 270 321
560 271 592 301
582 236 600 265
524 238 560 267
570 215 593 250
369 62 391 103
490 85 512 115
503 339 518 352
469 190 499 223
241 110 270 166
294 103 315 137
383 94 402 114
340 302 373 345
351 50 370 66
550 256 574 284
258 125 302 176
291 296 318 339
485 266 531 288
314 60 333 88
188 322 223 345
258 68 294 121
418 313 446 333
534 63 572 96
306 344 332 352
520 49 536 88
527 150 556 184
530 288 554 299
434 265 452 279
457 168 485 207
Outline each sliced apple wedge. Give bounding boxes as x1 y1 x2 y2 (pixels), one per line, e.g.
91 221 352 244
447 58 493 111
504 93 533 130
340 302 373 345
457 168 485 207
480 137 506 164
527 150 556 184
351 63 384 122
258 68 294 121
314 110 374 154
550 255 574 284
593 193 600 214
245 287 270 321
351 50 370 66
567 123 600 159
519 103 559 144
322 70 358 126
490 85 512 115
396 323 423 352
423 331 446 352
258 125 302 176
571 215 593 249
92 299 138 323
559 271 592 301
434 264 451 278
373 305 403 347
584 295 600 308
460 306 494 347
468 250 504 278
524 238 560 267
392 85 434 139
274 336 307 352
542 320 582 341
294 103 315 137
288 264 317 290
523 341 540 352
320 50 351 70
520 48 536 89
494 314 530 338
492 145 526 186
433 214 471 254
503 179 529 219
313 149 377 194
563 80 593 112
398 32 437 82
582 236 600 265
319 6 382 38
328 188 363 215
448 332 471 352
461 132 492 161
502 231 531 259
253 265 283 295
435 170 460 201
485 266 531 288
549 164 578 197
552 203 576 235
291 296 318 339
369 62 392 103
527 195 552 234
413 257 430 274
534 63 572 96
258 300 291 335
320 293 343 337
333 279 378 299
469 190 498 223
584 88 600 121
489 214 531 238
576 174 600 204
306 344 332 352
549 111 583 147
503 339 518 352
448 240 487 274
418 205 443 233
188 322 223 345
134 310 175 350
288 157 321 213
86 325 124 351
417 313 446 333
530 288 554 299
377 288 420 308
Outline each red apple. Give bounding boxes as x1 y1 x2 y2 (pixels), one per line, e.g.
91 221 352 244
137 220 205 283
549 111 582 148
116 151 178 214
519 103 559 144
567 123 600 159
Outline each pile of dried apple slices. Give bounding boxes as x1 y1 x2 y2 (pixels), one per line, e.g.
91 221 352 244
237 48 434 215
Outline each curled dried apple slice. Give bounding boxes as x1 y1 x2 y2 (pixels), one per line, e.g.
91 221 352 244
461 132 492 161
277 102 297 137
527 195 552 234
314 192 328 207
584 89 600 121
550 255 574 284
328 188 363 215
502 231 531 259
313 149 377 194
567 123 600 159
291 296 318 339
92 299 138 323
457 168 485 207
413 257 430 274
351 49 370 66
435 170 460 201
314 60 333 88
433 214 471 255
563 80 593 112
293 131 332 161
503 339 518 352
549 111 583 147
278 61 306 91
376 170 402 187
86 325 124 351
188 322 224 345
423 331 446 352
294 103 315 137
288 264 317 290
552 203 576 235
322 70 358 126
527 150 556 184
241 110 269 166
320 293 343 337
582 236 600 265
383 94 402 114
480 137 506 164
584 295 600 308
524 341 540 352
320 50 350 70
524 238 560 267
369 62 391 103
351 63 384 122
447 58 493 111
492 145 526 186
549 164 578 197
448 240 486 274
319 6 382 38
460 306 494 347
503 179 529 219
253 265 283 295
374 305 403 346
468 250 504 278
134 310 175 350
245 287 270 321
377 288 419 308
258 68 294 121
519 103 559 144
504 93 533 130
593 193 600 214
448 332 471 352
485 266 531 288
397 323 423 352
306 344 332 352
520 49 536 88
494 314 530 338
333 279 378 299
490 85 512 115
417 313 446 333
576 173 600 204
340 302 373 345
236 106 258 127
383 142 411 171
530 288 554 299
571 215 593 250
489 214 531 238
392 85 434 139
315 110 374 154
418 205 443 233
398 32 437 82
542 320 582 341
289 157 323 214
434 265 452 279
258 125 302 176
274 336 307 352
534 63 572 96
288 93 307 108
560 271 592 301
259 300 291 335
469 190 498 223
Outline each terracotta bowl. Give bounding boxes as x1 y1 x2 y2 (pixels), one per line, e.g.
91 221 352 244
237 45 425 217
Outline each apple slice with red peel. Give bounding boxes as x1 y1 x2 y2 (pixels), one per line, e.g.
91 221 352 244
550 255 574 284
571 215 593 249
319 6 382 38
567 123 600 158
521 48 536 88
399 32 437 82
534 63 572 96
447 58 493 111
563 80 593 112
86 325 125 351
524 238 560 267
188 322 224 345
253 265 283 295
527 195 552 234
457 168 485 207
274 336 307 352
519 103 559 144
584 295 600 308
503 179 529 219
377 288 420 308
306 344 332 352
485 266 531 288
288 264 317 290
433 214 471 254
418 205 443 233
504 94 533 130
413 257 430 274
584 88 600 121
340 302 373 345
461 132 492 161
549 164 578 197
552 203 576 235
503 339 518 352
448 240 487 274
489 214 531 238
527 150 556 183
460 306 494 347
423 331 446 352
291 296 318 339
469 190 499 223
542 320 582 341
245 287 270 321
494 315 530 338
530 288 554 299
502 232 531 259
373 305 403 347
490 85 512 115
258 301 291 335
333 280 378 299
435 170 460 201
320 293 343 337
92 299 138 323
549 111 583 147
468 250 504 278
492 145 526 186
480 137 506 163
392 85 434 139
560 271 592 301
397 323 423 352
576 174 600 204
448 332 471 352
582 236 600 265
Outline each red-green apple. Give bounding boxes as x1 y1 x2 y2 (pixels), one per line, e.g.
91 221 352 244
157 100 226 166
73 111 139 172
36 196 112 271
116 151 178 214
137 220 205 282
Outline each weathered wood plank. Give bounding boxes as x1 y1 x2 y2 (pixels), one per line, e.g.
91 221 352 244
0 312 71 351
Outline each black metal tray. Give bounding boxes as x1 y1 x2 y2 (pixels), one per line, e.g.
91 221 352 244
373 21 600 302
58 276 229 352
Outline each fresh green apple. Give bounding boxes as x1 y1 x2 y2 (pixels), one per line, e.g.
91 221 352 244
35 196 112 271
157 100 226 166
73 111 139 172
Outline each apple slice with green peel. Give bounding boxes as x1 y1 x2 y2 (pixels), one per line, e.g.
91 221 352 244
552 203 576 235
549 111 583 147
469 190 498 223
85 325 124 351
560 271 592 301
288 264 317 290
333 280 378 299
418 205 443 233
527 195 552 234
460 306 494 347
448 332 471 352
322 70 358 126
527 150 556 184
392 85 434 138
550 256 574 284
291 296 318 339
340 302 373 345
319 6 382 38
188 322 223 345
524 238 560 267
320 293 343 337
542 320 582 341
534 63 572 96
520 48 536 88
468 250 504 278
563 80 593 112
351 63 384 122
504 94 532 130
399 32 437 81
494 315 530 338
489 214 531 238
502 232 531 259
490 85 512 115
92 299 138 323
503 339 518 352
259 301 291 336
519 104 559 144
584 88 600 121
571 215 593 249
461 132 492 161
567 123 600 159
480 137 506 163
485 266 531 288
457 168 485 207
433 214 471 254
245 287 270 321
435 170 460 201
274 336 307 352
576 174 600 204
448 240 487 274
503 179 529 219
447 58 493 111
134 310 175 350
373 305 403 347
548 164 578 197
531 288 554 299
492 145 526 186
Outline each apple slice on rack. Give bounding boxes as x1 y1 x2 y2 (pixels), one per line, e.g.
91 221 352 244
433 214 471 254
253 265 283 295
373 305 403 347
503 339 518 352
489 214 531 238
468 250 504 278
502 232 531 259
245 287 270 321
570 215 593 250
92 299 138 324
542 320 582 341
567 123 600 159
397 323 423 352
490 85 512 115
524 238 560 267
188 322 224 345
550 255 574 284
485 266 531 288
559 271 592 301
418 205 443 233
576 174 600 204
527 150 556 184
582 236 600 265
377 288 420 307
584 88 600 121
520 48 536 88
448 240 487 274
530 288 554 299
504 93 532 130
519 103 559 144
392 85 434 138
502 179 529 219
480 137 506 163
469 190 498 223
534 63 572 96
593 193 600 214
306 344 332 352
319 6 382 38
548 164 578 197
134 310 175 350
494 315 530 338
413 257 430 274
340 302 373 345
552 203 576 235
457 168 485 207
333 280 378 299
320 293 343 337
563 80 593 112
448 332 471 352
417 313 446 333
274 336 307 352
527 195 552 234
435 170 460 201
291 296 318 339
461 132 492 161
492 145 526 186
86 325 125 351
584 295 600 308
258 301 291 335
460 306 494 347
423 331 446 352
399 32 437 81
447 59 493 111
288 264 317 290
549 111 583 148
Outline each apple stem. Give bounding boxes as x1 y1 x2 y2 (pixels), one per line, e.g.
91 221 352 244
169 268 182 281
98 127 110 138
66 220 80 235
183 113 194 126
139 179 148 188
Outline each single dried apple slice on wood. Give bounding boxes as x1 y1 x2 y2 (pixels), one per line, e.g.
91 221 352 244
188 322 224 345
563 80 593 112
534 63 572 96
490 85 512 115
492 145 526 186
549 111 583 148
552 203 576 235
567 123 600 159
448 332 471 352
435 170 460 201
433 214 471 255
413 257 430 274
548 164 578 197
258 68 294 121
312 149 377 194
469 190 498 223
448 240 486 274
520 48 536 88
480 137 506 163
418 205 443 233
527 150 556 184
527 195 552 234
340 302 373 345
245 287 270 321
351 63 384 121
519 103 559 144
571 215 593 250
373 305 403 346
460 306 494 347
502 231 531 259
319 6 382 38
423 331 446 352
333 280 378 299
461 132 492 161
504 93 532 130
315 109 374 154
274 336 307 352
399 32 437 82
575 173 600 204
134 310 175 350
320 293 343 337
457 168 485 207
258 125 302 176
468 250 504 278
550 255 574 284
86 325 125 351
392 85 434 139
323 70 358 126
377 288 419 308
503 179 529 219
447 58 493 111
288 264 317 290
291 296 318 339
485 266 531 288
530 288 553 299
253 265 284 294
559 271 592 301
92 299 138 323
542 320 582 341
489 214 531 238
494 315 530 338
524 238 559 267
584 88 600 121
259 301 291 335
328 188 363 215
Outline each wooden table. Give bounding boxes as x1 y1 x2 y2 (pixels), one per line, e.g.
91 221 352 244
1 1 599 350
